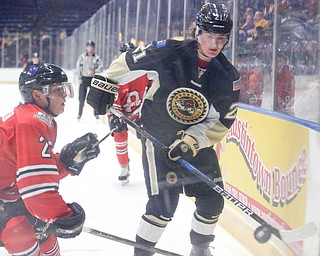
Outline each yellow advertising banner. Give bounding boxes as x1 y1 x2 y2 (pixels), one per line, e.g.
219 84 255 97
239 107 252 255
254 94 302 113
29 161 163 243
217 108 309 255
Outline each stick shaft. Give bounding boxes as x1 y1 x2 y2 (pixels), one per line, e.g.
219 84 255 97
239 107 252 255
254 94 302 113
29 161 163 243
83 226 183 256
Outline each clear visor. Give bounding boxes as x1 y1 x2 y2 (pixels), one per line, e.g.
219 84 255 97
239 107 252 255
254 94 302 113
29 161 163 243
42 82 74 98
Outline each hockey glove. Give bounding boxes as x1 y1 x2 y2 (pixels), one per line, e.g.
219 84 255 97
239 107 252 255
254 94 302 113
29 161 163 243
51 202 85 238
168 131 199 162
34 202 85 239
60 132 100 175
108 114 128 134
87 74 119 115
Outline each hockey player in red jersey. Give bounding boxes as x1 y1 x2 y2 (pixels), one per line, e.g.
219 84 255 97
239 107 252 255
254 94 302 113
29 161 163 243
274 50 295 115
239 69 264 107
87 3 240 255
108 42 152 185
0 63 100 255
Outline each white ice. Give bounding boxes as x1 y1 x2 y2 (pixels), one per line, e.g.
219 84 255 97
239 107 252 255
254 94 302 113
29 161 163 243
0 82 252 256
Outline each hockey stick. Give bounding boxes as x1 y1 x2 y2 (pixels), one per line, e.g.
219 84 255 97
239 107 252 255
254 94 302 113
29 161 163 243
83 226 183 256
109 107 317 244
97 128 116 145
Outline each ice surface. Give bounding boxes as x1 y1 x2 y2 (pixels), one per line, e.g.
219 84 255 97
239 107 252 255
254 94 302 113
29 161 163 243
0 82 252 256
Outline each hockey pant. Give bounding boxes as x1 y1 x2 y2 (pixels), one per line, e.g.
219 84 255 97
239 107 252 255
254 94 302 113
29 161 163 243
134 138 224 256
0 202 60 256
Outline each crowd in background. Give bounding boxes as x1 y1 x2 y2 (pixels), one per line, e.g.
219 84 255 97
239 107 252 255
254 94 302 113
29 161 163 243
237 0 319 116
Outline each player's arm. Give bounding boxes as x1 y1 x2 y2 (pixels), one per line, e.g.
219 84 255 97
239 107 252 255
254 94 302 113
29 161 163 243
87 44 160 115
16 122 73 221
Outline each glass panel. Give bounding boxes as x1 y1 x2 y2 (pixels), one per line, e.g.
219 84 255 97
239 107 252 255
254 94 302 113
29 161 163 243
170 0 184 40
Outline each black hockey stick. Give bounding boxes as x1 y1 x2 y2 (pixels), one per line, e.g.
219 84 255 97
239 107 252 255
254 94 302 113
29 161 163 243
109 107 317 244
97 128 116 145
83 226 183 256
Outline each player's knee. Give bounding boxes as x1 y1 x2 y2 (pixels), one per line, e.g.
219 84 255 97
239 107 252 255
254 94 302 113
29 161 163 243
196 192 224 219
1 216 40 255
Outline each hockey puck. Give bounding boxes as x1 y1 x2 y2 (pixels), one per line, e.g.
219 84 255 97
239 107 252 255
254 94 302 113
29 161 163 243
254 225 272 243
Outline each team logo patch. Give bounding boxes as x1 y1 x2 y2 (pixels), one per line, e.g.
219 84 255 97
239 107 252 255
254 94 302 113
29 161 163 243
34 112 52 126
166 88 209 124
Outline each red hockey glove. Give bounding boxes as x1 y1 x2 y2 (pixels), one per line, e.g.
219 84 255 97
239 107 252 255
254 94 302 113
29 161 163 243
60 133 100 175
168 131 199 162
87 75 119 115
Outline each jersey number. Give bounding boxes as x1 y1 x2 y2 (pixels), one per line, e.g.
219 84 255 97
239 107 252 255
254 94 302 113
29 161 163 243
39 136 53 158
225 102 238 119
125 90 141 113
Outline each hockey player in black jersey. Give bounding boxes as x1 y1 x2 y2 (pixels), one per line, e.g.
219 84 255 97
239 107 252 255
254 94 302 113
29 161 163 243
87 2 240 256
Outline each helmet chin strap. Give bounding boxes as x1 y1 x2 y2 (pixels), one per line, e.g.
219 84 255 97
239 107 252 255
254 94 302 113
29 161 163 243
40 97 58 117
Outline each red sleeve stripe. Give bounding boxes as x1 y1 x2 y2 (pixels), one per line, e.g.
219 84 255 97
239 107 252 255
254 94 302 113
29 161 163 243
17 165 58 181
19 182 59 199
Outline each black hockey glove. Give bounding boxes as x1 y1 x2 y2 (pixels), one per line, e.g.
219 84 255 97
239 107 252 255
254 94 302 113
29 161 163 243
51 202 85 238
168 131 199 162
34 202 85 240
60 132 100 175
87 74 119 115
108 114 128 135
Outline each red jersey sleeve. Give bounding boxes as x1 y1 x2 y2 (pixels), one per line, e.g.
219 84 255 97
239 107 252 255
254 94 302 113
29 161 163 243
16 111 72 221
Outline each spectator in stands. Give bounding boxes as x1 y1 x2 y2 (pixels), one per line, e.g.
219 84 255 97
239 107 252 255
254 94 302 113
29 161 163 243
239 8 254 42
76 40 104 120
274 50 295 115
247 11 270 41
264 1 275 26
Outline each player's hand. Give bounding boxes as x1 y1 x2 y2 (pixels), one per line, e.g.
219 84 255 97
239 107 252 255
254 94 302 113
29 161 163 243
60 133 100 175
108 114 127 134
168 131 199 162
51 202 85 238
34 202 85 240
87 74 119 115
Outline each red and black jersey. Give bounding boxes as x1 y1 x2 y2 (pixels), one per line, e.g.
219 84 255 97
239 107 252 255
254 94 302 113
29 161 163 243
275 67 295 114
0 104 72 221
113 74 151 121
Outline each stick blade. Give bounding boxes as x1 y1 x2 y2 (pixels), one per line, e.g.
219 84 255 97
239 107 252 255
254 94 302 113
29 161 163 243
279 222 317 243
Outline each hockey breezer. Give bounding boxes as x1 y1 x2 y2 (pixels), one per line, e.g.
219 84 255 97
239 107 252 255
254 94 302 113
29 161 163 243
109 107 317 244
83 226 183 256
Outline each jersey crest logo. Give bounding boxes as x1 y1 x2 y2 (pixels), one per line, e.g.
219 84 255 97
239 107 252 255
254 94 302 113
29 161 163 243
166 88 209 124
34 112 52 126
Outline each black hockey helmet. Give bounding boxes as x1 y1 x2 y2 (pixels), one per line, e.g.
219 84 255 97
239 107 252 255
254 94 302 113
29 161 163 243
19 63 68 103
196 3 233 36
119 42 135 53
86 40 95 47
